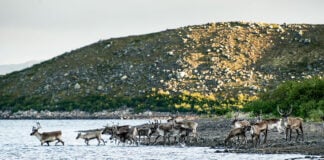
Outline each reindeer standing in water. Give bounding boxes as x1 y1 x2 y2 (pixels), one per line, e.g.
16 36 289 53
277 106 304 141
76 129 106 146
30 122 64 146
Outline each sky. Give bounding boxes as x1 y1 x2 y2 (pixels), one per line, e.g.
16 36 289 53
0 0 324 65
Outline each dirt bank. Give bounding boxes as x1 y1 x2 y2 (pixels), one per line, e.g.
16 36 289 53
188 118 324 156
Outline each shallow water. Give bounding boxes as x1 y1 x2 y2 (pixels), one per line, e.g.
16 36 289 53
0 120 315 160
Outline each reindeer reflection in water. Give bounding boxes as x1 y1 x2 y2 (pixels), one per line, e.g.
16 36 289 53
30 122 64 146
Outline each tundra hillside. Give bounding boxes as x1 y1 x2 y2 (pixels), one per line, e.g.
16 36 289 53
0 22 323 116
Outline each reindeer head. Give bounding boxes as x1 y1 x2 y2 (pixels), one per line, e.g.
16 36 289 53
231 112 239 125
76 132 82 139
277 106 292 119
256 110 262 122
30 122 41 136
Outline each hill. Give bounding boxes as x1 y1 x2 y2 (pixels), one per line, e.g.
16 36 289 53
0 22 323 113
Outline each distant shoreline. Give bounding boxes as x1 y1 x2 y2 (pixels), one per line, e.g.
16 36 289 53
0 109 197 120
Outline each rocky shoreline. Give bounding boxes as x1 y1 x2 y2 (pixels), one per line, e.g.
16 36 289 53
0 109 191 119
193 118 324 156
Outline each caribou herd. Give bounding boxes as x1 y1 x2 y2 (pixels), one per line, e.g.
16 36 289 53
225 106 304 147
30 106 304 148
30 116 198 146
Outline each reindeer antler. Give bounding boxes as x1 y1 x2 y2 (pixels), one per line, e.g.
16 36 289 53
277 106 284 116
234 112 239 119
36 122 41 129
287 105 293 116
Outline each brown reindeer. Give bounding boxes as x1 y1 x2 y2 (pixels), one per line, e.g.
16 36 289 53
167 116 199 142
250 121 268 147
277 106 304 141
30 122 64 146
153 122 174 145
109 125 139 146
224 127 249 147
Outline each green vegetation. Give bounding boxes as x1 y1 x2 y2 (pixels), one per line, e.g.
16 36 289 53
243 77 324 121
0 87 256 116
1 77 323 121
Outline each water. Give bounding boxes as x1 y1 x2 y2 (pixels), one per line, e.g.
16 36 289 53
0 120 316 160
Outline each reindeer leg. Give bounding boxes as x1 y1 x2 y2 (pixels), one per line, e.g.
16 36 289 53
97 138 101 146
46 142 50 146
238 135 242 147
264 129 268 144
147 135 151 145
300 124 304 141
244 135 247 146
252 135 256 147
101 138 106 145
289 128 292 141
285 128 289 141
154 135 160 144
252 135 256 148
134 137 139 146
163 136 166 146
295 129 300 141
86 140 90 146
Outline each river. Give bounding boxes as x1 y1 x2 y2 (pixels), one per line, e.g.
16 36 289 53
0 120 316 160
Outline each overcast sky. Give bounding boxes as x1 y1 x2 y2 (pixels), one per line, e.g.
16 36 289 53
0 0 323 65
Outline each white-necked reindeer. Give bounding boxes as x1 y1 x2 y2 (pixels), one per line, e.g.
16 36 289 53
257 110 284 133
277 106 304 141
232 112 250 129
30 122 64 146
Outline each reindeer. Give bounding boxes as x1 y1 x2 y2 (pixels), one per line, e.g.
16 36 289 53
109 125 139 146
250 121 268 147
76 130 106 146
153 122 174 145
257 110 284 133
137 125 152 144
277 106 304 141
136 121 161 145
167 116 198 142
231 112 250 142
30 122 64 146
153 120 193 145
232 112 251 129
224 127 249 147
